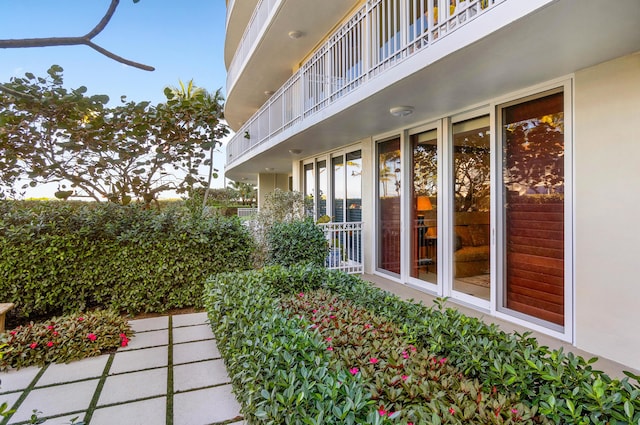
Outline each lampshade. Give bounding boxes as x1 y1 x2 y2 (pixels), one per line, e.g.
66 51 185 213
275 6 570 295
416 196 432 211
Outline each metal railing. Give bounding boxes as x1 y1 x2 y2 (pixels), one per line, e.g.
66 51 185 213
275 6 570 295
318 221 364 274
237 207 259 217
227 0 502 168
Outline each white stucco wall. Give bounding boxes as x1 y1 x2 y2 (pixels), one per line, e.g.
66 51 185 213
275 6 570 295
574 52 640 370
257 173 289 209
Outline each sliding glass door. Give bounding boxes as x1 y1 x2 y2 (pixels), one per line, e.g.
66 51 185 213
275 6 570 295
377 138 401 276
501 91 565 327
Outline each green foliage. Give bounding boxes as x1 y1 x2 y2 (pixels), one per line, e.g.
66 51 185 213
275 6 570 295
0 67 228 206
204 266 377 424
0 310 132 370
266 219 328 267
282 289 547 424
205 265 640 425
0 201 254 320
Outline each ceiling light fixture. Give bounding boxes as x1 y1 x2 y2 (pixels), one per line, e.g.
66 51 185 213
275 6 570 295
264 90 274 96
288 30 303 39
389 106 414 117
289 149 302 155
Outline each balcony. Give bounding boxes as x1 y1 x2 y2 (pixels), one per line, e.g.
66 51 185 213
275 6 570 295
226 0 503 170
224 0 640 180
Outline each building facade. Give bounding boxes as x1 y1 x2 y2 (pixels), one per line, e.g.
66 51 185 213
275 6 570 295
223 0 640 370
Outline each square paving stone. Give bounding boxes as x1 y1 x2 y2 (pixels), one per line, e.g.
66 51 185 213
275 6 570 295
119 329 168 351
90 396 166 425
98 368 167 406
128 316 168 333
173 340 220 365
0 391 21 417
38 355 108 386
0 366 40 393
172 324 214 344
9 379 98 423
110 346 167 374
16 413 88 425
173 359 229 392
173 384 241 425
172 312 208 328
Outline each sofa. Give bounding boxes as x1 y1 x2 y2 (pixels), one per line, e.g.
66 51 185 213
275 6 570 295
453 212 490 278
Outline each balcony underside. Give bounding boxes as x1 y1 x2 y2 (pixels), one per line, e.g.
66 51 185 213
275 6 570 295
225 0 640 183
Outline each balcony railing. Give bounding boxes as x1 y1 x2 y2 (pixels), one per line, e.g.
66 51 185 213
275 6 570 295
227 0 502 168
227 0 280 95
319 222 364 274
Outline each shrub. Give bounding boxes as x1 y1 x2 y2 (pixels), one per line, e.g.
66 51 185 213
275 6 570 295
0 201 255 320
266 219 328 267
205 265 640 425
0 310 132 370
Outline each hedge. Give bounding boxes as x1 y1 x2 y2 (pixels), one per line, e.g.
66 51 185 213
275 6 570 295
0 201 255 320
204 265 640 425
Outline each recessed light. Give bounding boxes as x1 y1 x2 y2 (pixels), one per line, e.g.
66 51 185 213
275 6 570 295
264 90 274 96
288 30 303 39
289 149 302 155
389 106 414 117
265 167 274 171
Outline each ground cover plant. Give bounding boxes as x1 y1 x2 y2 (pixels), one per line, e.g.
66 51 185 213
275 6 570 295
0 310 132 370
205 265 640 425
0 200 254 321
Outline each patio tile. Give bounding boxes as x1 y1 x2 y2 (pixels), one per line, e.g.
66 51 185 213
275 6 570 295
0 366 40 393
119 329 168 351
37 355 108 386
110 346 167 374
128 316 168 333
0 391 21 416
172 312 208 328
98 368 167 406
90 396 165 425
173 339 220 365
173 384 241 425
173 359 229 392
172 324 214 344
9 379 98 423
22 413 87 425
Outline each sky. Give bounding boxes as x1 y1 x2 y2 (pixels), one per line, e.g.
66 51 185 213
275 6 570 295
0 0 232 198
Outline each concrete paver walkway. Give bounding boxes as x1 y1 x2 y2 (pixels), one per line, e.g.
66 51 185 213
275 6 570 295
0 312 244 425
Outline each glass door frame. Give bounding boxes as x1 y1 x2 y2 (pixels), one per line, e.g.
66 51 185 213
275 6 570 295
493 80 574 343
405 120 443 294
445 107 494 312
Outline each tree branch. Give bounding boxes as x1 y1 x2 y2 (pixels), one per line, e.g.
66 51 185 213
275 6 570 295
0 0 155 72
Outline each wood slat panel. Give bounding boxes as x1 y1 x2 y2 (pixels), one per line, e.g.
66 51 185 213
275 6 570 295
507 299 564 325
509 236 563 250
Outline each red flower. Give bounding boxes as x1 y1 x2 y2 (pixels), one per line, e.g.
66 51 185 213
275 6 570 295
349 367 359 375
87 333 97 342
325 337 332 342
378 406 387 416
402 351 409 359
298 292 304 298
30 342 38 349
449 407 455 414
47 341 54 348
369 357 379 364
52 331 59 336
327 346 333 351
401 374 408 381
121 337 129 347
78 317 84 321
47 325 55 330
9 331 16 336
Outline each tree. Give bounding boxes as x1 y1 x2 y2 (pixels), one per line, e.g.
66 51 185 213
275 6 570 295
0 66 228 206
228 181 256 206
0 0 153 72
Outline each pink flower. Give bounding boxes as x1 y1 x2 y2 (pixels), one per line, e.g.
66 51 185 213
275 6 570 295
329 315 336 319
511 409 518 414
364 324 371 329
378 406 387 416
47 341 54 348
449 407 455 415
9 331 16 336
409 345 417 352
121 337 129 347
402 351 409 359
369 357 379 364
408 423 414 425
439 357 447 365
47 325 55 330
312 309 317 313
325 337 332 342
52 331 59 336
327 346 333 351
77 317 84 321
401 374 408 381
349 367 359 375
87 333 97 342
298 292 304 298
30 342 38 349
